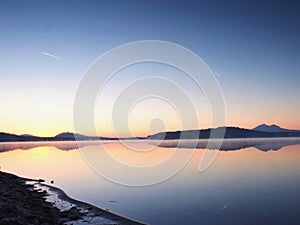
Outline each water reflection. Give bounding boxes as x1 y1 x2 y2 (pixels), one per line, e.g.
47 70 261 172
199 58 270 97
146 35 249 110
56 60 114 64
152 137 300 151
0 140 300 224
0 141 100 152
1 138 300 153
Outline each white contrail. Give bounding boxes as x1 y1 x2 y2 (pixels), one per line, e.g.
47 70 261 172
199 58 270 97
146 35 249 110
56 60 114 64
41 51 62 59
220 204 228 210
214 71 221 77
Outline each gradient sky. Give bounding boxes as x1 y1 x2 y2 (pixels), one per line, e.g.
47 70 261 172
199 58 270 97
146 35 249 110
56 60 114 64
0 0 299 137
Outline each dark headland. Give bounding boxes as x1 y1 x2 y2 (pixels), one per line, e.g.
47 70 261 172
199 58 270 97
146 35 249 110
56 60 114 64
1 124 300 142
147 126 300 140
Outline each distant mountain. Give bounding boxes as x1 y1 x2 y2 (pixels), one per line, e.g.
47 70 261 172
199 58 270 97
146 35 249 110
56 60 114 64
0 132 45 142
0 132 116 142
1 125 300 143
55 132 79 139
54 132 97 140
148 127 300 140
20 134 34 137
253 124 300 133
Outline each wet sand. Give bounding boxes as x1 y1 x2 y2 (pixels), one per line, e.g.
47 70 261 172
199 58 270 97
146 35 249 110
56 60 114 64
0 171 145 225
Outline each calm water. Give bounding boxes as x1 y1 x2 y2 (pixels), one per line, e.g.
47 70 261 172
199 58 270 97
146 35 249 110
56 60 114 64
0 139 300 225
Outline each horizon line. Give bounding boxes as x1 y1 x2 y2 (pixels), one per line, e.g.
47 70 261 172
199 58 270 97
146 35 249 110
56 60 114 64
1 124 300 139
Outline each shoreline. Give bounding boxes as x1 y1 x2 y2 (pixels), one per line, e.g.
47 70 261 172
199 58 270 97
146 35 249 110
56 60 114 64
1 125 300 143
0 171 146 225
1 136 300 154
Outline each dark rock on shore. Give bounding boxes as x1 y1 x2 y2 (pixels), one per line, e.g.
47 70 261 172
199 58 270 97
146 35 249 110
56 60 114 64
0 171 84 225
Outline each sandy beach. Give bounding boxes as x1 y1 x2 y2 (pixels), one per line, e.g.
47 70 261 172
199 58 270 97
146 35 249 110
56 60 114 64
0 171 145 225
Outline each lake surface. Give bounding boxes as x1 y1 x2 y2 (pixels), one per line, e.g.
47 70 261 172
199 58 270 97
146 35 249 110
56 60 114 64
0 138 300 225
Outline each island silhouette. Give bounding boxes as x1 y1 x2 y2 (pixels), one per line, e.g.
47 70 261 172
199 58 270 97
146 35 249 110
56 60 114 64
0 124 300 153
1 124 300 143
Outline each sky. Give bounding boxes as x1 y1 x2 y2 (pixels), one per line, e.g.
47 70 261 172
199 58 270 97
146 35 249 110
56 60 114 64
0 0 299 137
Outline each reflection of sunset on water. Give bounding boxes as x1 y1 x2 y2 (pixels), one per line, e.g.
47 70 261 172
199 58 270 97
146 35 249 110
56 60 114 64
1 140 300 224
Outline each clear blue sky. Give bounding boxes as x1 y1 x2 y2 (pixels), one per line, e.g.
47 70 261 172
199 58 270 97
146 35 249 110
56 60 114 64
0 0 299 136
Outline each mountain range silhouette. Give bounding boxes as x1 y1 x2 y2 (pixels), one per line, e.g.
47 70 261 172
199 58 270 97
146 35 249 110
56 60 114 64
0 124 299 143
0 124 300 153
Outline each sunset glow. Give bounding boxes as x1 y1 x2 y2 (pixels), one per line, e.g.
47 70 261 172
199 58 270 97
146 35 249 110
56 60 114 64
0 1 299 137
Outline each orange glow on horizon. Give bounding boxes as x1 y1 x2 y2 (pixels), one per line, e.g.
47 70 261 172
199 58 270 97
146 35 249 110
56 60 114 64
2 121 300 138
